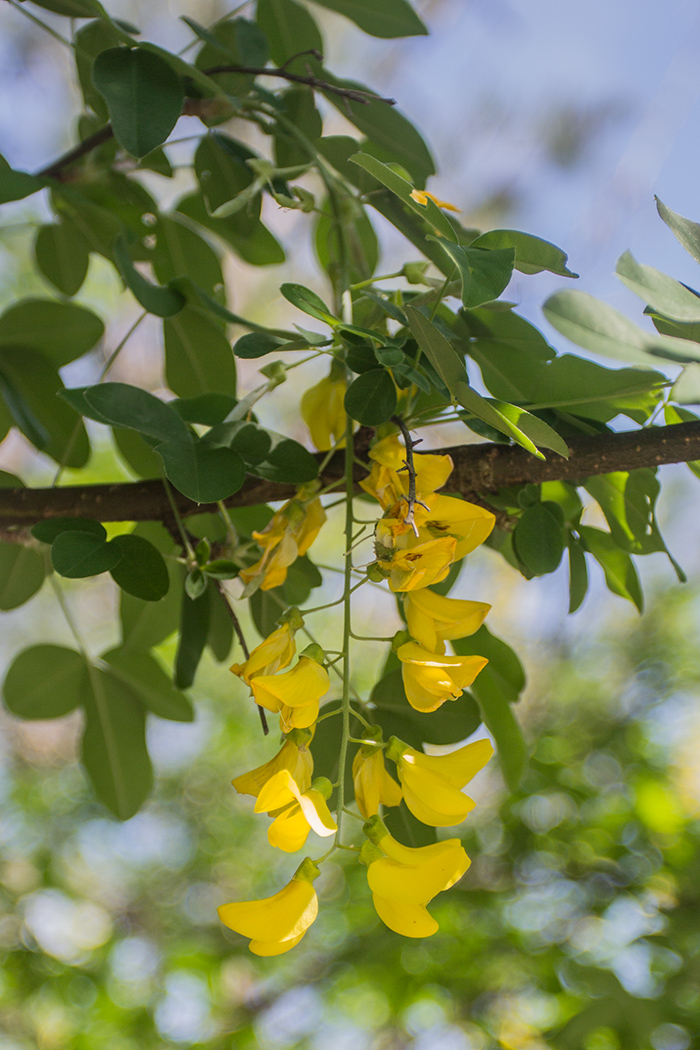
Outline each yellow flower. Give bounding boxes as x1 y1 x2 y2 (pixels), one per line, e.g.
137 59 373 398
410 188 460 212
386 737 494 827
387 536 457 592
254 770 337 852
352 745 403 819
250 653 330 732
230 620 298 687
217 857 319 955
404 590 490 654
232 731 314 798
240 495 326 591
300 366 348 451
363 817 470 937
397 642 488 713
411 494 495 561
360 434 453 510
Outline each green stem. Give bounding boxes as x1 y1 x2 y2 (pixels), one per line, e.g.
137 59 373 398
334 404 356 848
162 476 196 564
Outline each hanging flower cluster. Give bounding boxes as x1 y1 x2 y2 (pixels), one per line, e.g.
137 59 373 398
219 426 497 955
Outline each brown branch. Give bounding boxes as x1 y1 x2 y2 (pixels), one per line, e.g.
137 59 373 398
36 123 115 180
1 422 700 529
200 64 395 106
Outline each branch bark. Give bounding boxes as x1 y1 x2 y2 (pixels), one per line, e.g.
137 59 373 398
1 421 699 530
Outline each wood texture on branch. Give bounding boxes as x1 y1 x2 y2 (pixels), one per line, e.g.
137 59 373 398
1 421 700 529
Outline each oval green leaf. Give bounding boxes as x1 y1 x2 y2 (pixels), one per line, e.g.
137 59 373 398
51 531 122 579
109 533 169 601
0 544 45 610
3 645 87 719
344 368 397 425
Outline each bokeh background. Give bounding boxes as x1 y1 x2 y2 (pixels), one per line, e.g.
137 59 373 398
2 2 700 1048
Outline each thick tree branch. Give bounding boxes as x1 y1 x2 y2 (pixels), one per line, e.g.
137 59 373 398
1 422 699 530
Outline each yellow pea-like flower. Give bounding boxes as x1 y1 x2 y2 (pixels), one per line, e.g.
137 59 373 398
230 620 298 686
404 590 490 654
250 653 330 732
362 817 470 937
397 641 488 713
300 366 348 451
255 770 337 852
352 745 403 819
409 188 460 212
386 736 494 827
217 857 320 955
232 731 314 798
360 434 453 510
240 495 326 591
407 493 496 561
387 536 457 593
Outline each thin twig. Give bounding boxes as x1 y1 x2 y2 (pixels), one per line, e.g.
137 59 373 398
391 415 429 538
216 582 269 736
201 63 395 105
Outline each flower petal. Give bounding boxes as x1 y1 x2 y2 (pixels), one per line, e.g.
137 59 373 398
217 878 317 942
372 894 439 937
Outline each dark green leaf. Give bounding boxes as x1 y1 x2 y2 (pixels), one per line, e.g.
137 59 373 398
164 305 236 398
234 332 285 359
194 134 257 215
470 230 577 278
349 153 459 240
344 369 397 425
185 568 207 600
82 382 190 444
113 234 185 317
35 223 90 297
280 283 336 324
256 0 323 66
453 626 526 705
31 518 106 544
371 669 482 747
120 541 183 652
81 668 153 819
308 0 427 37
384 800 437 847
0 545 45 610
207 585 234 662
175 588 211 688
0 168 45 204
102 647 194 721
153 216 223 298
251 435 319 483
91 46 184 158
583 472 661 555
113 427 162 478
568 536 588 613
474 688 527 792
275 89 322 167
283 555 322 605
512 501 566 576
308 707 357 805
315 197 379 287
30 0 101 15
3 645 86 719
578 525 644 612
172 393 237 425
51 531 122 579
203 560 239 580
250 586 285 639
0 299 104 367
176 191 285 266
616 250 700 323
437 240 515 308
109 533 169 601
158 439 246 503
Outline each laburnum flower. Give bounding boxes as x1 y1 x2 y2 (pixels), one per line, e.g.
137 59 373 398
240 492 326 591
254 770 337 852
386 736 494 827
362 816 470 937
404 590 490 654
300 360 348 450
230 617 299 687
232 729 314 798
397 642 488 713
384 535 457 593
360 434 453 511
218 857 319 956
250 648 330 732
380 492 495 560
409 188 460 212
352 740 403 819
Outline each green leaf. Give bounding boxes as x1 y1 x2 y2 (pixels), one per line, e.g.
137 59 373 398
453 625 525 706
194 134 257 215
249 586 284 639
349 152 456 240
152 216 223 298
3 645 86 719
616 250 700 323
81 668 153 820
0 349 89 467
173 393 237 426
543 290 700 366
512 502 566 575
487 401 570 458
370 669 481 747
568 536 588 613
102 647 194 721
164 305 236 398
308 0 426 36
113 234 185 318
344 369 397 425
31 517 106 544
0 168 45 204
51 531 122 579
578 525 644 612
91 46 184 158
0 544 45 611
251 432 319 484
436 240 515 308
384 800 437 847
35 223 90 297
82 382 190 444
283 554 322 605
0 299 104 367
113 427 162 479
527 355 666 424
109 533 169 601
207 586 235 663
174 588 210 689
671 362 700 404
30 0 101 15
158 439 246 502
256 0 323 66
234 332 285 359
474 689 526 792
275 88 322 167
280 283 337 325
315 197 378 287
176 191 285 267
470 230 577 277
120 541 183 652
583 472 659 555
655 196 700 265
74 18 129 119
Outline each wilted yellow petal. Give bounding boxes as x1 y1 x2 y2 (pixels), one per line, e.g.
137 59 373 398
410 189 460 212
301 375 347 451
230 623 296 685
372 894 438 937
